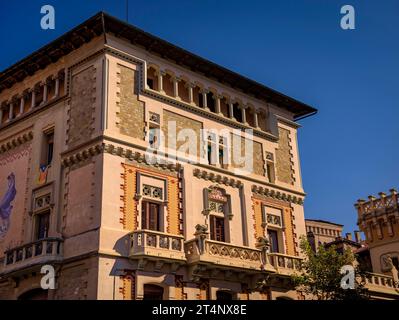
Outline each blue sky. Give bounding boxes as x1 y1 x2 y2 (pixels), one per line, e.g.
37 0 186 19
1 1 398 235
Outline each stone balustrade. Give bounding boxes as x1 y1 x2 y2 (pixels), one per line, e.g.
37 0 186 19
355 189 399 216
129 230 186 261
268 252 302 276
2 238 63 275
185 238 275 271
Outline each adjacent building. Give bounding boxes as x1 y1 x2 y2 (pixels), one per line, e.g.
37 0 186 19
305 219 343 252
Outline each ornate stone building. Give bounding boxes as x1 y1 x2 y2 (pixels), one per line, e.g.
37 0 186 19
0 12 319 300
355 189 399 298
305 219 343 252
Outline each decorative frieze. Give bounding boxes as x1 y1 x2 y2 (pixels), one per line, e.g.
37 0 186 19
0 131 33 155
251 185 304 205
193 168 242 188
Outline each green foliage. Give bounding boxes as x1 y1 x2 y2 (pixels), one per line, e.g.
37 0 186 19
292 236 369 300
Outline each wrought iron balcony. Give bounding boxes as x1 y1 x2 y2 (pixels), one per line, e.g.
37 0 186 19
268 253 302 276
129 230 186 261
2 238 63 275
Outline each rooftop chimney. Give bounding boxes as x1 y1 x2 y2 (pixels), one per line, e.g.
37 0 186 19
354 230 361 243
345 232 352 241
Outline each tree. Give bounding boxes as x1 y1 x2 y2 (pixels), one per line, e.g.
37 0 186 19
292 236 369 300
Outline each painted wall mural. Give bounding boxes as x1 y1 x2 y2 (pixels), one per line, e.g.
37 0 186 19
0 173 17 239
0 142 31 255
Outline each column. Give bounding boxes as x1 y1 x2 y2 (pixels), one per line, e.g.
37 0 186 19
187 83 194 104
19 95 25 116
253 108 259 128
173 76 180 99
240 105 247 124
8 102 13 121
214 94 222 114
157 71 165 93
30 89 36 109
201 89 208 110
228 101 234 119
54 76 60 98
43 81 48 104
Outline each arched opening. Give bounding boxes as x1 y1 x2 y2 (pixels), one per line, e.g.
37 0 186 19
216 290 233 300
147 66 158 90
163 73 174 97
178 79 189 102
18 288 48 300
143 284 164 300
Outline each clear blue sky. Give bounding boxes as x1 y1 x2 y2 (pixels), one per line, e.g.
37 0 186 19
1 1 398 234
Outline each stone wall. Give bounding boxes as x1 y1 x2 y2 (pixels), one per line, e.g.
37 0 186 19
116 65 145 139
162 110 202 157
276 127 294 185
68 66 96 147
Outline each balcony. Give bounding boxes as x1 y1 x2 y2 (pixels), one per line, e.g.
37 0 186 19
185 239 275 272
269 253 302 276
2 238 63 275
364 272 399 296
129 230 186 262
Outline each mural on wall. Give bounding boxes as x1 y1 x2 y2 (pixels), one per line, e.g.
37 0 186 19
0 173 17 239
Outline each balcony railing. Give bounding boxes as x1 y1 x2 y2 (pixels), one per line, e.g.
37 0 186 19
268 253 302 276
364 272 399 295
185 239 270 271
2 238 63 274
129 230 186 261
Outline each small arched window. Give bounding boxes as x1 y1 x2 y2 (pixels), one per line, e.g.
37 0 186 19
143 284 164 300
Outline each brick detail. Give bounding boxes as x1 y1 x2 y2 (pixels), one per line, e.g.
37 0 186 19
167 176 180 235
116 65 145 139
162 110 203 157
121 164 138 231
283 207 296 256
175 275 186 300
120 273 135 300
252 198 264 241
230 134 265 176
197 280 210 300
67 66 96 147
275 127 294 185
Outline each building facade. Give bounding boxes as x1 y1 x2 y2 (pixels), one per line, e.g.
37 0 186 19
0 12 318 300
356 190 399 275
305 219 343 252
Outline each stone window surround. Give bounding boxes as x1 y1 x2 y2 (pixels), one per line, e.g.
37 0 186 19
29 183 55 241
135 172 168 232
146 63 271 133
261 204 287 255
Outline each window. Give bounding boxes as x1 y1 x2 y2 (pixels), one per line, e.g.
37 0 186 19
268 229 279 253
232 103 242 122
148 112 160 149
42 131 54 166
141 201 160 231
35 211 50 240
392 257 399 270
143 284 164 300
210 215 225 242
207 92 215 112
147 78 154 89
198 92 204 108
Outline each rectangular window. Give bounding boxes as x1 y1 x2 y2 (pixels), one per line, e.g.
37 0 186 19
141 201 160 231
268 229 279 253
42 131 54 166
210 215 225 242
36 211 50 240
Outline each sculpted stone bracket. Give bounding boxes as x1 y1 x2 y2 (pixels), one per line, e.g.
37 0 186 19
193 169 243 188
61 141 181 173
0 131 33 155
252 185 304 205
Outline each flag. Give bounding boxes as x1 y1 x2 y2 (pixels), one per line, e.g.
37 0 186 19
38 165 49 185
